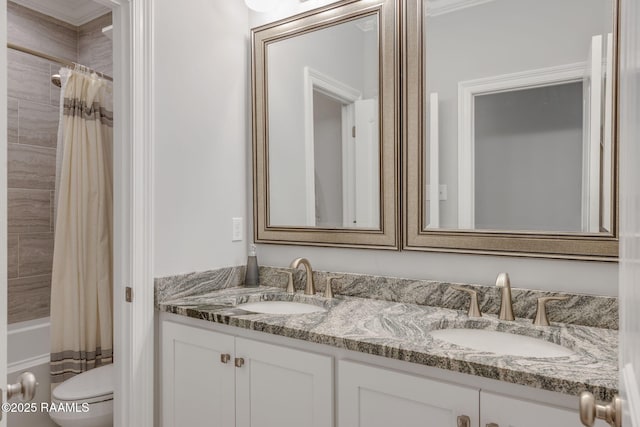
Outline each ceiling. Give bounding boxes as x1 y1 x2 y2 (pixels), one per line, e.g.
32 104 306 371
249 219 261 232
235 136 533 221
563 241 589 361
11 0 110 26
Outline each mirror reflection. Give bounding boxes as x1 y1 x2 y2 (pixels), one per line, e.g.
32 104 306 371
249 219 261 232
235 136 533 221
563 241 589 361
423 0 615 233
267 15 380 229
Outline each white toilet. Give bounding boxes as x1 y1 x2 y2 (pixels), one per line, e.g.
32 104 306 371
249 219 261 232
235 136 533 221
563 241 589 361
49 364 113 427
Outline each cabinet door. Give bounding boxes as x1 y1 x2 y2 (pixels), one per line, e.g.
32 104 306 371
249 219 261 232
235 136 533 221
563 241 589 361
338 360 479 427
480 391 586 427
235 338 333 427
161 321 235 427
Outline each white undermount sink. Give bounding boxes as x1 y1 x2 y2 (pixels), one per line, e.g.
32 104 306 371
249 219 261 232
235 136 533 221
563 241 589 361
236 301 327 315
430 328 574 358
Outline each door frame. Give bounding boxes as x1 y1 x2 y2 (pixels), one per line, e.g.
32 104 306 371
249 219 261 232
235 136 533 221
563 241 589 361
0 0 155 425
303 66 361 226
1 1 8 424
457 62 584 229
100 0 155 425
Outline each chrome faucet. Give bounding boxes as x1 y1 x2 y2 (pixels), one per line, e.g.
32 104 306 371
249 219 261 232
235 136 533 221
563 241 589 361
290 258 315 295
496 272 515 321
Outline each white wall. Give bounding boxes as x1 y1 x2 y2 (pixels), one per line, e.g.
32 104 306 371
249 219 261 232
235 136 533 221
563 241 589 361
425 0 613 227
153 0 249 277
267 18 372 225
250 0 618 297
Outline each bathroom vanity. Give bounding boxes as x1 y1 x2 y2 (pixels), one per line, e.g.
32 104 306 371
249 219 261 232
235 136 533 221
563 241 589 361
156 273 617 427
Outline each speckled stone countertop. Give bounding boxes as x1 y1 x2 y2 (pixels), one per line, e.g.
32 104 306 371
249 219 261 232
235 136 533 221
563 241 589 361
157 283 618 401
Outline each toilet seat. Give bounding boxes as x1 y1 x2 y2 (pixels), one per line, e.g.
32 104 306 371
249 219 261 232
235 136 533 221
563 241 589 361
52 364 114 403
50 364 114 427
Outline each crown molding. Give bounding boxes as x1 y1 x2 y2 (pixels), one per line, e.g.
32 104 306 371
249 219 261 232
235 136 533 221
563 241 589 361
426 0 496 17
10 0 110 26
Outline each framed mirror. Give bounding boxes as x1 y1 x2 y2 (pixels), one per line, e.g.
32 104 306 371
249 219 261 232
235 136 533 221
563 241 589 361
252 0 400 248
404 0 619 259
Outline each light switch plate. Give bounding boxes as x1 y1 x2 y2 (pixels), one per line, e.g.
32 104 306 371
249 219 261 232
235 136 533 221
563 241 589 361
232 217 243 241
425 185 448 201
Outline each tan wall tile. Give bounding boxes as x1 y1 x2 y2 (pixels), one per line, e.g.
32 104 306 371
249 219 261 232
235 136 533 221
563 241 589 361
8 189 51 233
19 233 54 277
8 234 19 279
18 100 58 148
8 143 56 190
8 274 51 323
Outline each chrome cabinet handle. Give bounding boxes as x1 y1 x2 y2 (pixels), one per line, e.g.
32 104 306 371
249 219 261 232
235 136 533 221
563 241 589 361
533 296 569 326
579 392 622 427
235 357 245 368
451 286 482 317
220 354 231 364
7 372 38 401
486 423 499 427
457 415 471 427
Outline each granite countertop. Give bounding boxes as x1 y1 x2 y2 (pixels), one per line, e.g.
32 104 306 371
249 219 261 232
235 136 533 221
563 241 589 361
157 285 618 401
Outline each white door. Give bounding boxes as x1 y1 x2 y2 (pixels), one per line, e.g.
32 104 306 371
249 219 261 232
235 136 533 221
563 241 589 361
353 99 379 228
1 0 8 423
161 322 236 427
582 34 603 233
235 338 333 427
481 391 583 427
618 0 640 425
338 360 478 427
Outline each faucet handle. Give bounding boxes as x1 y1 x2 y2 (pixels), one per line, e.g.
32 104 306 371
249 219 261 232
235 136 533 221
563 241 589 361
275 269 295 294
495 272 511 288
533 296 569 326
451 286 482 317
495 272 515 321
324 275 343 299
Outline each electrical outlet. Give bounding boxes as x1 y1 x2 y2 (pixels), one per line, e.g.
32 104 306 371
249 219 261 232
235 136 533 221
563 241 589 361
232 217 243 242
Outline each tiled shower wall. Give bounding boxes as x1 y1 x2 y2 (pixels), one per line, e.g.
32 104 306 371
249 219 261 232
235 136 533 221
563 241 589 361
6 2 112 324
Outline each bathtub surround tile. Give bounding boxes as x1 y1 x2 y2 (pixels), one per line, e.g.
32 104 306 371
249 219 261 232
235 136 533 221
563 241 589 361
7 2 77 62
19 233 54 277
157 287 618 402
18 100 59 148
6 2 112 327
8 49 52 105
8 189 52 233
8 97 19 144
259 266 619 330
155 266 246 306
8 274 51 323
50 63 62 106
78 14 113 76
8 234 20 279
8 143 56 190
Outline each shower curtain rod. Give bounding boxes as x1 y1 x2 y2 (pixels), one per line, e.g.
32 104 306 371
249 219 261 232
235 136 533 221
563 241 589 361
7 42 114 82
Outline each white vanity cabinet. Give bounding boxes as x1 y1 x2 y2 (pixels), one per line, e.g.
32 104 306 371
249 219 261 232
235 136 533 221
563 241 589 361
235 337 333 427
338 360 479 427
161 321 333 427
480 391 588 427
161 320 236 426
160 315 587 427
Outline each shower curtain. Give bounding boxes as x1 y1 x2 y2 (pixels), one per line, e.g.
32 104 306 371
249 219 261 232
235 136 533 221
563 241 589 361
50 68 114 384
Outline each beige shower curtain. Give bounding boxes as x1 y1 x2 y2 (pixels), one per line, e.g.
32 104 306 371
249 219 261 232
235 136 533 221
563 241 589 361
50 69 113 384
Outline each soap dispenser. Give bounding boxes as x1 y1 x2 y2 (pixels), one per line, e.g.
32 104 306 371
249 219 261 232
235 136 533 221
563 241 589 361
245 244 259 287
